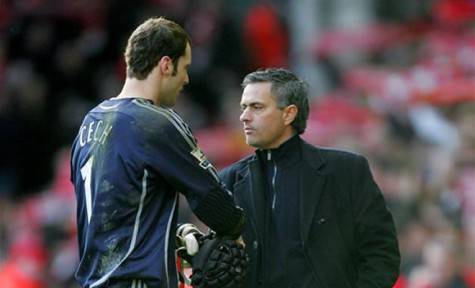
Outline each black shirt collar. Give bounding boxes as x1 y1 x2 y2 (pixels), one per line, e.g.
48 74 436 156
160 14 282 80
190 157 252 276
256 134 302 167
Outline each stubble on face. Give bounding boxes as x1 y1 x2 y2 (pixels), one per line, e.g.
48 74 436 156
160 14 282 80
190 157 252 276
161 43 191 107
240 83 288 149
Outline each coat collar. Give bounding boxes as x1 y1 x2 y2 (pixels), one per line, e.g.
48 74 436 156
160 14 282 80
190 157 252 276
234 138 329 242
255 135 301 168
238 137 327 173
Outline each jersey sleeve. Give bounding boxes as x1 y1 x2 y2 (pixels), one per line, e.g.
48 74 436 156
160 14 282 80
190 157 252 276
138 107 245 236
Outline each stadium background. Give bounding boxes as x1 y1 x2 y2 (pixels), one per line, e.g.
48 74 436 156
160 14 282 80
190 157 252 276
0 0 474 287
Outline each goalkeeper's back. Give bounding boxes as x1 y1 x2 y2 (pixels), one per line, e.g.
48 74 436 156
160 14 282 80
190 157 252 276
71 98 245 288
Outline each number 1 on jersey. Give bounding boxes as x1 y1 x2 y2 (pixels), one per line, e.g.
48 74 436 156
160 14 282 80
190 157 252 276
80 157 94 224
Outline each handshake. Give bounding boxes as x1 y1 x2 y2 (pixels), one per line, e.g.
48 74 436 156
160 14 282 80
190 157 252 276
176 223 249 288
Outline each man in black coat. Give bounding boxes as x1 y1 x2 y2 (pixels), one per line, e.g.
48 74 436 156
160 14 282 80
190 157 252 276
220 68 400 288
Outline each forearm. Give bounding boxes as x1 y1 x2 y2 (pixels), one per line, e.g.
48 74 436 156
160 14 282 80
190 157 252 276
193 187 246 238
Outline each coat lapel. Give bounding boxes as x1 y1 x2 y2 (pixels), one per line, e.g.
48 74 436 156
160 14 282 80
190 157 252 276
234 158 266 240
233 142 328 243
300 144 327 242
248 159 266 237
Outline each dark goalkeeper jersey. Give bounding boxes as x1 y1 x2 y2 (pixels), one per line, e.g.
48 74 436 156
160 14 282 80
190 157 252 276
70 98 242 288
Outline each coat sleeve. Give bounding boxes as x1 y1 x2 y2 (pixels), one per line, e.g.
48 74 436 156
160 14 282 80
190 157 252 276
351 155 400 288
218 166 236 192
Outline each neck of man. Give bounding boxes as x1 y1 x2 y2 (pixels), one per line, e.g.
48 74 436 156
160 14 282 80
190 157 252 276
117 77 160 105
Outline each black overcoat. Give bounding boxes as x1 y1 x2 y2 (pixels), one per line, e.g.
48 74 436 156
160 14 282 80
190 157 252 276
220 140 400 288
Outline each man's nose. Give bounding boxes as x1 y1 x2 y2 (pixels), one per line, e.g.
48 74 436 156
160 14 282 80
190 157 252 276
240 108 250 122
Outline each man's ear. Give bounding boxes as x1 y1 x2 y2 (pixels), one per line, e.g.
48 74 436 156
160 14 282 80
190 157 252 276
283 105 298 126
158 56 173 75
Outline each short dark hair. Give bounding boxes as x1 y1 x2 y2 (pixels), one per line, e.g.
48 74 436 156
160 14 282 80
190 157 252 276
242 68 309 134
124 17 191 80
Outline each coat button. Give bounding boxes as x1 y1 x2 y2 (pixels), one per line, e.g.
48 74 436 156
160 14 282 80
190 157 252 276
253 241 258 250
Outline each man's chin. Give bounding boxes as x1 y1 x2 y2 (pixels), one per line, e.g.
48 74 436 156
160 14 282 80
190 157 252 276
246 138 261 149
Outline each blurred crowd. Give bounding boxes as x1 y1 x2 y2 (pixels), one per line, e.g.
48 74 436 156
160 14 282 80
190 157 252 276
0 0 474 287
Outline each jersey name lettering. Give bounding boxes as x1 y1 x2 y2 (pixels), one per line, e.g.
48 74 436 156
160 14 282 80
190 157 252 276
79 120 113 147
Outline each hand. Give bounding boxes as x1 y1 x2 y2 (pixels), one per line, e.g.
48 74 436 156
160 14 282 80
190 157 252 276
189 233 249 288
176 223 204 256
235 235 245 248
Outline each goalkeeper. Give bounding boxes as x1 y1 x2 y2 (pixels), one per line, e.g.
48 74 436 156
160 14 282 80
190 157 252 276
70 17 246 288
